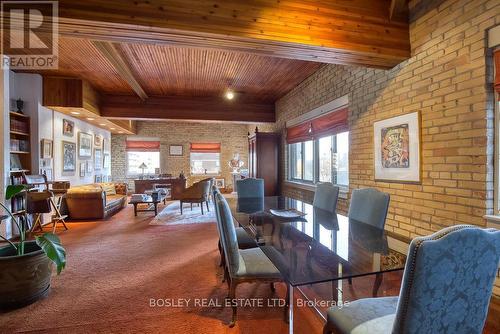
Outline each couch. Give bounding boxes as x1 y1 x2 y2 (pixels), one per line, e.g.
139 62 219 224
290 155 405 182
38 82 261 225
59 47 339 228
65 183 128 220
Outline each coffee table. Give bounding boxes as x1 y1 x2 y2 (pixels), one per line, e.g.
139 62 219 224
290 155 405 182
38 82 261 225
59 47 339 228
129 194 166 216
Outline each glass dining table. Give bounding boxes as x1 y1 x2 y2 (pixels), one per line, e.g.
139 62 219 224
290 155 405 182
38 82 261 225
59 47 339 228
226 196 406 334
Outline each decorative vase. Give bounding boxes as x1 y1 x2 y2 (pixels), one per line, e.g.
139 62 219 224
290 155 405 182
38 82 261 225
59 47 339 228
16 99 24 114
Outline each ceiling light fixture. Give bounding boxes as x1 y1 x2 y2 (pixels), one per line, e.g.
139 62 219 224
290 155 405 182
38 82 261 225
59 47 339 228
87 117 95 121
225 90 235 100
99 123 106 126
70 111 80 115
110 127 116 130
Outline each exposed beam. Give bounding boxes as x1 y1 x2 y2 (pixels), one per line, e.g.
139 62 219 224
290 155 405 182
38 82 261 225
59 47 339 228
91 41 148 100
52 0 410 69
101 95 275 123
389 0 409 22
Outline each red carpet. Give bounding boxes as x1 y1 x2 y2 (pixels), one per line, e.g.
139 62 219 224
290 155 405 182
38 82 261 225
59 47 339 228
0 203 498 333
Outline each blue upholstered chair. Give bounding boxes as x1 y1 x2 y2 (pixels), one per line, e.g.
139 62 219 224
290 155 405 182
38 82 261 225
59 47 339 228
313 183 340 213
236 178 264 198
348 188 390 229
347 188 390 292
215 192 284 327
212 186 257 271
323 225 500 334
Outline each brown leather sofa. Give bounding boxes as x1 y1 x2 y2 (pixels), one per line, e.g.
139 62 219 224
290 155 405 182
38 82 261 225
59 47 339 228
65 183 128 220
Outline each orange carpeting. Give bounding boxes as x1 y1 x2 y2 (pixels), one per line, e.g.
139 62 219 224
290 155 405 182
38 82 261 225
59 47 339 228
0 202 498 333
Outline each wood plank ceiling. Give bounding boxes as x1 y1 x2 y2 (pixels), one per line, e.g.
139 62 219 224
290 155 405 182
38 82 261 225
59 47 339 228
41 37 323 102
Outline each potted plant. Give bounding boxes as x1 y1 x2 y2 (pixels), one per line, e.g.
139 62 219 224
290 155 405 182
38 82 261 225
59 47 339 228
0 185 66 308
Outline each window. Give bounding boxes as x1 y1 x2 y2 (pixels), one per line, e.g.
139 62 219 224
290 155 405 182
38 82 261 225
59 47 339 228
288 131 349 187
190 152 220 175
126 139 160 176
127 151 160 176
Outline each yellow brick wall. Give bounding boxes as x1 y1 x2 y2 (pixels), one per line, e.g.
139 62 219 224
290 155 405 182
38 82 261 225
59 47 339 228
272 0 499 240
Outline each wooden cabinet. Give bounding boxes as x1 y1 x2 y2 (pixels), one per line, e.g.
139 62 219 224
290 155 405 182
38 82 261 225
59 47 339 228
248 130 280 196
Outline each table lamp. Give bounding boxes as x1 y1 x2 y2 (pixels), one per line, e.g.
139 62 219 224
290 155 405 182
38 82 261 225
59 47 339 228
139 162 148 179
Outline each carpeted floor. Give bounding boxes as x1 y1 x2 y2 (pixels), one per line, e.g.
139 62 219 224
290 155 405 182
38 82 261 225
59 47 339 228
0 200 498 333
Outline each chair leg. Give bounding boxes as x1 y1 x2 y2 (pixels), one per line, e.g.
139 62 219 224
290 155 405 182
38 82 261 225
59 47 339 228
191 203 193 211
201 202 204 215
372 273 383 297
228 281 237 328
206 200 210 212
180 201 183 215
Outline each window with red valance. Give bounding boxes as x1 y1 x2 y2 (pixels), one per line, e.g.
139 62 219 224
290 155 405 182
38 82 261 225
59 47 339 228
190 142 221 153
125 140 160 152
286 107 349 144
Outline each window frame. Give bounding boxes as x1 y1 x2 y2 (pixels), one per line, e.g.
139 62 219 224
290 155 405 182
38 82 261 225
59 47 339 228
287 132 349 188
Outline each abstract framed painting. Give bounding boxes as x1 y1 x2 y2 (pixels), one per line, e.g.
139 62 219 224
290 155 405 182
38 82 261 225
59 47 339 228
373 111 421 183
62 141 76 173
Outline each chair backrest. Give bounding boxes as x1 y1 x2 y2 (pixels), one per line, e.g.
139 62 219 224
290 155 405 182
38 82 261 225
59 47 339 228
393 225 500 334
348 188 390 229
313 183 339 213
214 192 240 274
236 178 264 198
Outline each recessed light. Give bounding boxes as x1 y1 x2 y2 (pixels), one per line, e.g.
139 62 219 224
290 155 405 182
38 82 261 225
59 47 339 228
110 127 116 130
118 131 123 134
87 117 95 121
99 123 106 126
70 111 80 115
225 90 234 100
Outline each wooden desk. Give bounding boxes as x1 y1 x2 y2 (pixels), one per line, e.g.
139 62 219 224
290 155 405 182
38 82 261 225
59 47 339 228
134 178 186 200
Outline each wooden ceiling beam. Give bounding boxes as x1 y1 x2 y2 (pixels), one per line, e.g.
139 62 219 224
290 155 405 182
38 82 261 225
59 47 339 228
101 95 275 123
53 0 410 69
389 0 409 22
91 41 148 100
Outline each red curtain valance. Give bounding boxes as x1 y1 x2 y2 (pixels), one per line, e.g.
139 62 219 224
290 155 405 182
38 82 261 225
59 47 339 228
286 107 349 144
495 50 500 93
126 140 160 152
190 142 221 153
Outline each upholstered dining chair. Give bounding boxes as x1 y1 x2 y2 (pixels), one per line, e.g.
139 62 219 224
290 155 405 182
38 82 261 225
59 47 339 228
236 178 264 198
215 192 285 327
212 186 257 271
348 188 390 229
347 187 390 294
323 225 500 334
313 183 340 213
178 179 211 214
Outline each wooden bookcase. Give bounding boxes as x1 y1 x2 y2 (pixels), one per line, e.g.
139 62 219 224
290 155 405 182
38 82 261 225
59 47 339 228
9 111 31 217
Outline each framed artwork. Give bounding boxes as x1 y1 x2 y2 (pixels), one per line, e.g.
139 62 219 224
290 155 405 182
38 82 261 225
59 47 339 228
86 160 92 174
94 148 102 171
94 134 103 148
103 153 110 169
62 141 76 172
95 175 103 183
374 111 421 183
41 139 53 159
78 132 93 158
63 119 74 137
215 178 225 189
169 145 183 156
103 138 110 153
79 163 85 177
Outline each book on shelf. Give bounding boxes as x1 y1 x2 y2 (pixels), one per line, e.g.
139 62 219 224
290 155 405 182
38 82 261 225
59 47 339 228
10 118 28 133
10 138 29 152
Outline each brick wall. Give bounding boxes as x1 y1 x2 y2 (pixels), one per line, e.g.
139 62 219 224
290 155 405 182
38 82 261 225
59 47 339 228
111 121 250 191
273 0 499 240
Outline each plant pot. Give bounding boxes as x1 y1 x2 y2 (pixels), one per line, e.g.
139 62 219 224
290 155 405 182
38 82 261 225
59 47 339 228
0 240 53 309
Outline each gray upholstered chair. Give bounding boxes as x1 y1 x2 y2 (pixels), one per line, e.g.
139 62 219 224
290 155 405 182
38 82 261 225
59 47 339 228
323 225 500 334
348 188 390 229
236 178 264 198
313 183 340 213
215 192 284 327
212 186 257 270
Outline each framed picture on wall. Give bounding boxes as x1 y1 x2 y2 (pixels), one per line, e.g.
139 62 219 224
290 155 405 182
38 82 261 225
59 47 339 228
169 145 183 156
63 119 74 137
215 178 225 189
62 141 76 172
373 111 421 183
79 163 85 177
94 134 103 148
86 160 92 174
103 153 110 169
94 148 102 171
78 132 93 158
41 139 53 159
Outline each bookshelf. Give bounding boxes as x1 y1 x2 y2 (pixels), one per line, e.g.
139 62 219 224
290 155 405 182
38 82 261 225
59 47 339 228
9 111 31 217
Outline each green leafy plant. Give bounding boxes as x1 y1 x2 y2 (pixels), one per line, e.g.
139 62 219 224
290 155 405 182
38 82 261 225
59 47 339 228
0 185 66 274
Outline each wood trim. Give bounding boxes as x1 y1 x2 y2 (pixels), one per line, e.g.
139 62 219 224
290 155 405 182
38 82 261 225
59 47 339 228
91 41 148 100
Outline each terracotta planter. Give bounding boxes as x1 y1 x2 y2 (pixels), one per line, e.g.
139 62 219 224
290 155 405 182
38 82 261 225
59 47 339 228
0 241 53 309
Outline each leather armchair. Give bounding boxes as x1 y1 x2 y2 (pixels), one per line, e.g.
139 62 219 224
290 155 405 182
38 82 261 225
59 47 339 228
178 179 212 215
